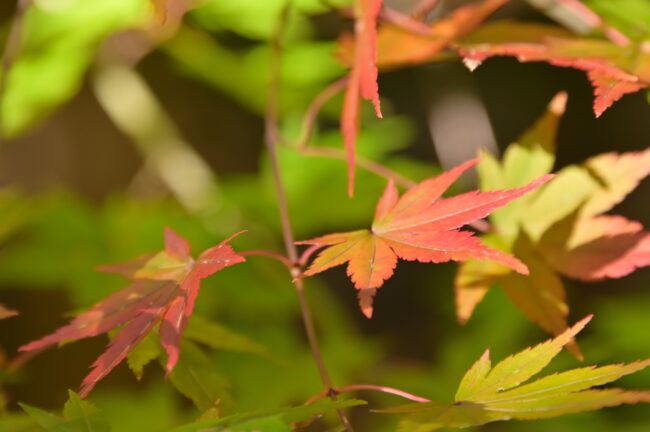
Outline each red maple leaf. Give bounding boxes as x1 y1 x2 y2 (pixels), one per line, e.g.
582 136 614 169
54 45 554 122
342 0 383 197
19 228 245 397
459 39 648 117
298 159 552 318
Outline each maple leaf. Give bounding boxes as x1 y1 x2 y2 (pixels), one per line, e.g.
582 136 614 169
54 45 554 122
459 37 649 117
19 227 245 397
455 93 650 348
342 0 383 197
298 159 551 318
382 316 650 432
338 0 510 70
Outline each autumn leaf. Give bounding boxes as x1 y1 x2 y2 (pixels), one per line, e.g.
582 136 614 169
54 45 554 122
19 227 245 397
455 93 650 345
338 0 510 70
382 316 650 431
342 0 383 196
459 37 649 117
298 159 551 318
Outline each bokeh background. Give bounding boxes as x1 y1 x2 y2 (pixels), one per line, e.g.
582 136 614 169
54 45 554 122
0 0 649 430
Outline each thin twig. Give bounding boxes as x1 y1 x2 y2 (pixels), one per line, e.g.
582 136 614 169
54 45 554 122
411 0 441 20
240 250 293 269
266 4 353 431
287 77 416 189
266 7 299 266
379 7 434 37
304 383 431 405
300 146 417 189
0 0 31 142
337 384 431 403
299 244 323 267
294 77 347 151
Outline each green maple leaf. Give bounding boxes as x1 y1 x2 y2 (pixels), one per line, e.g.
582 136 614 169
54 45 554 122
383 316 650 432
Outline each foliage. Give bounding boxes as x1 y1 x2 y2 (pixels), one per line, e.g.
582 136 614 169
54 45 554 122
1 0 650 431
384 316 650 431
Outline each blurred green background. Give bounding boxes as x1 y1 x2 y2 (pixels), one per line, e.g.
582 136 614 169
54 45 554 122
0 0 649 430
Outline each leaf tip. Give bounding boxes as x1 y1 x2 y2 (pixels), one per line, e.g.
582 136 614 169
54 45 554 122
549 91 568 115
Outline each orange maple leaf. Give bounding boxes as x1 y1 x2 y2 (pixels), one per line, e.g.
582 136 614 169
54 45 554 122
298 159 551 317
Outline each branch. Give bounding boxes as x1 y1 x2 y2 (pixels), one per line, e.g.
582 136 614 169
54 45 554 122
305 383 431 405
265 5 353 431
288 77 417 189
240 249 293 269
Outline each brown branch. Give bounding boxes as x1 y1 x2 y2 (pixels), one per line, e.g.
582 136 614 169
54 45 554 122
287 76 416 189
0 0 31 141
240 250 293 269
266 5 353 431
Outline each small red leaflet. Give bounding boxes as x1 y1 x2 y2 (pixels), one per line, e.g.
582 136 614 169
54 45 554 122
342 0 383 197
19 228 245 397
298 159 552 318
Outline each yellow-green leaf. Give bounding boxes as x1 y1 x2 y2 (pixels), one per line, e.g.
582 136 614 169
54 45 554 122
384 318 650 431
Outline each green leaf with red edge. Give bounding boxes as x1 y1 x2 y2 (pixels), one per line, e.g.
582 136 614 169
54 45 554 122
18 227 246 398
342 0 383 196
298 158 551 318
381 316 650 432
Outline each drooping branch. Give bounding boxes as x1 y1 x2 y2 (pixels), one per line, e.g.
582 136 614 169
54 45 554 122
265 5 353 431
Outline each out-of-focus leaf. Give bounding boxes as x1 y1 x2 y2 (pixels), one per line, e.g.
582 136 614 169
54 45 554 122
3 0 153 136
191 0 342 41
163 27 344 115
524 147 650 241
184 315 271 357
586 0 650 40
126 332 162 381
539 214 650 281
500 235 573 356
454 235 510 324
166 340 232 413
19 404 72 432
62 391 110 432
455 94 650 345
0 415 42 432
487 93 565 243
169 398 366 432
